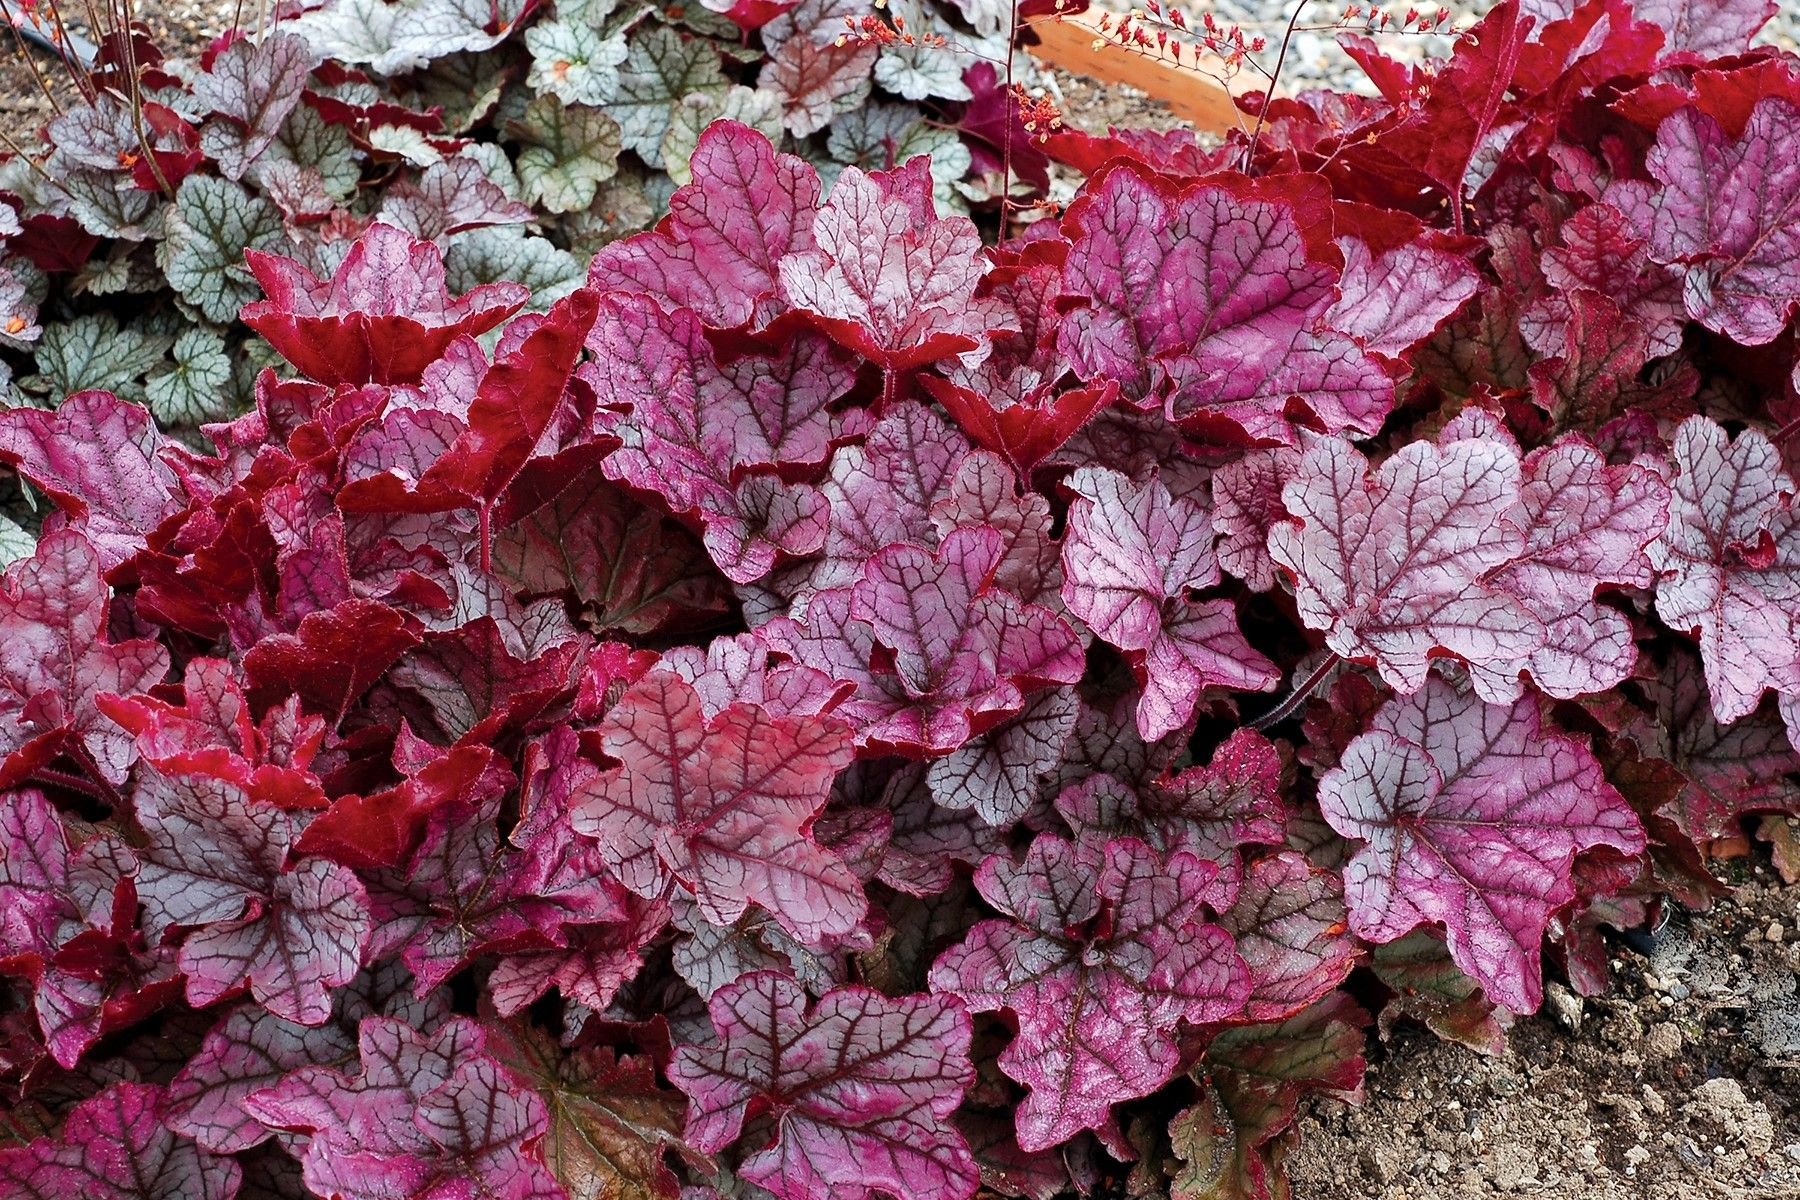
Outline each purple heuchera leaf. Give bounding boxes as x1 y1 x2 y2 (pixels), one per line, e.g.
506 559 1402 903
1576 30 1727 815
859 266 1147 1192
0 391 184 573
778 158 1008 372
1056 165 1390 442
130 760 372 1025
1316 676 1644 1013
0 529 169 788
1325 237 1480 361
929 836 1250 1151
0 1082 241 1199
1650 415 1800 724
242 1015 561 1200
1267 429 1546 701
588 121 821 329
583 293 851 582
1473 428 1669 699
1636 0 1778 59
1053 728 1287 910
571 671 865 942
1060 467 1277 740
242 222 528 385
1647 97 1800 345
763 527 1084 756
670 971 979 1200
926 689 1079 829
1219 851 1358 1022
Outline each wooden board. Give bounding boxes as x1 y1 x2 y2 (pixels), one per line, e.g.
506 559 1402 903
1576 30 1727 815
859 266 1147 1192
1024 9 1253 136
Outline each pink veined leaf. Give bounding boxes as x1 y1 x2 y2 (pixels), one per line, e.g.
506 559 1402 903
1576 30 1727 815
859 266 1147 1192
763 528 1085 756
570 671 865 943
1646 96 1800 345
1635 0 1778 59
669 897 849 1002
1324 237 1480 361
1060 466 1278 740
241 597 420 726
242 222 528 385
587 120 821 329
651 633 848 720
670 971 979 1200
1056 165 1390 443
1218 851 1358 1023
927 450 1065 609
192 31 315 179
1649 415 1800 724
1316 676 1645 1013
166 966 450 1155
1528 203 1685 358
0 789 176 1069
1266 430 1546 701
0 391 185 573
929 836 1250 1152
129 760 372 1026
1213 446 1302 592
759 24 877 137
807 400 973 595
1052 727 1288 911
778 158 1008 373
1623 647 1800 844
242 1015 562 1200
0 1082 241 1200
383 617 584 747
0 529 169 789
583 293 853 582
870 762 1008 896
1473 433 1670 700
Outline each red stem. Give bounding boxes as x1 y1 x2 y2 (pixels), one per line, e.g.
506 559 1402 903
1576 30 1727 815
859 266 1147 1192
1247 652 1342 732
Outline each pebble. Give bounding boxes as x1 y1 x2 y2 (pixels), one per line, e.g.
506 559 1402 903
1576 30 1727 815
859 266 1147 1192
1767 922 1785 944
1643 1022 1683 1060
1545 981 1583 1033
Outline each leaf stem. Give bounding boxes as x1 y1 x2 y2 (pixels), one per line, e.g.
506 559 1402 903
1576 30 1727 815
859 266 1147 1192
1247 651 1341 732
30 765 112 803
1241 0 1314 174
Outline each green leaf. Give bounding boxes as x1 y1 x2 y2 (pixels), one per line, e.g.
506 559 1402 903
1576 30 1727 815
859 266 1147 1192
366 125 445 167
872 1 971 101
27 313 172 403
512 94 624 214
605 25 728 168
251 103 361 203
61 169 163 242
561 171 658 255
160 175 282 324
660 86 783 186
526 18 632 107
444 226 585 307
0 513 34 567
146 327 235 426
404 50 513 133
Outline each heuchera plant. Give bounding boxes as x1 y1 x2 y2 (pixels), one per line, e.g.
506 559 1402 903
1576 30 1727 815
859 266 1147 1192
2 3 1799 1199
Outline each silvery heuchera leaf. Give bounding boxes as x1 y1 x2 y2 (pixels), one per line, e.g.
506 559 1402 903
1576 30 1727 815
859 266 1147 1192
281 0 399 67
0 1083 242 1199
525 16 631 107
926 689 1078 829
1649 415 1800 724
445 226 585 304
161 175 283 324
1060 466 1278 741
1646 96 1800 344
0 264 42 352
1058 164 1390 442
0 516 31 567
242 1016 561 1200
606 24 729 169
873 1 972 102
25 312 171 403
929 836 1250 1151
59 168 163 242
130 759 372 1025
381 155 533 239
0 530 169 789
1316 676 1644 1012
662 86 784 186
194 32 316 180
583 293 851 582
146 327 234 427
571 670 866 942
671 972 979 1200
511 94 623 214
1266 427 1546 701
